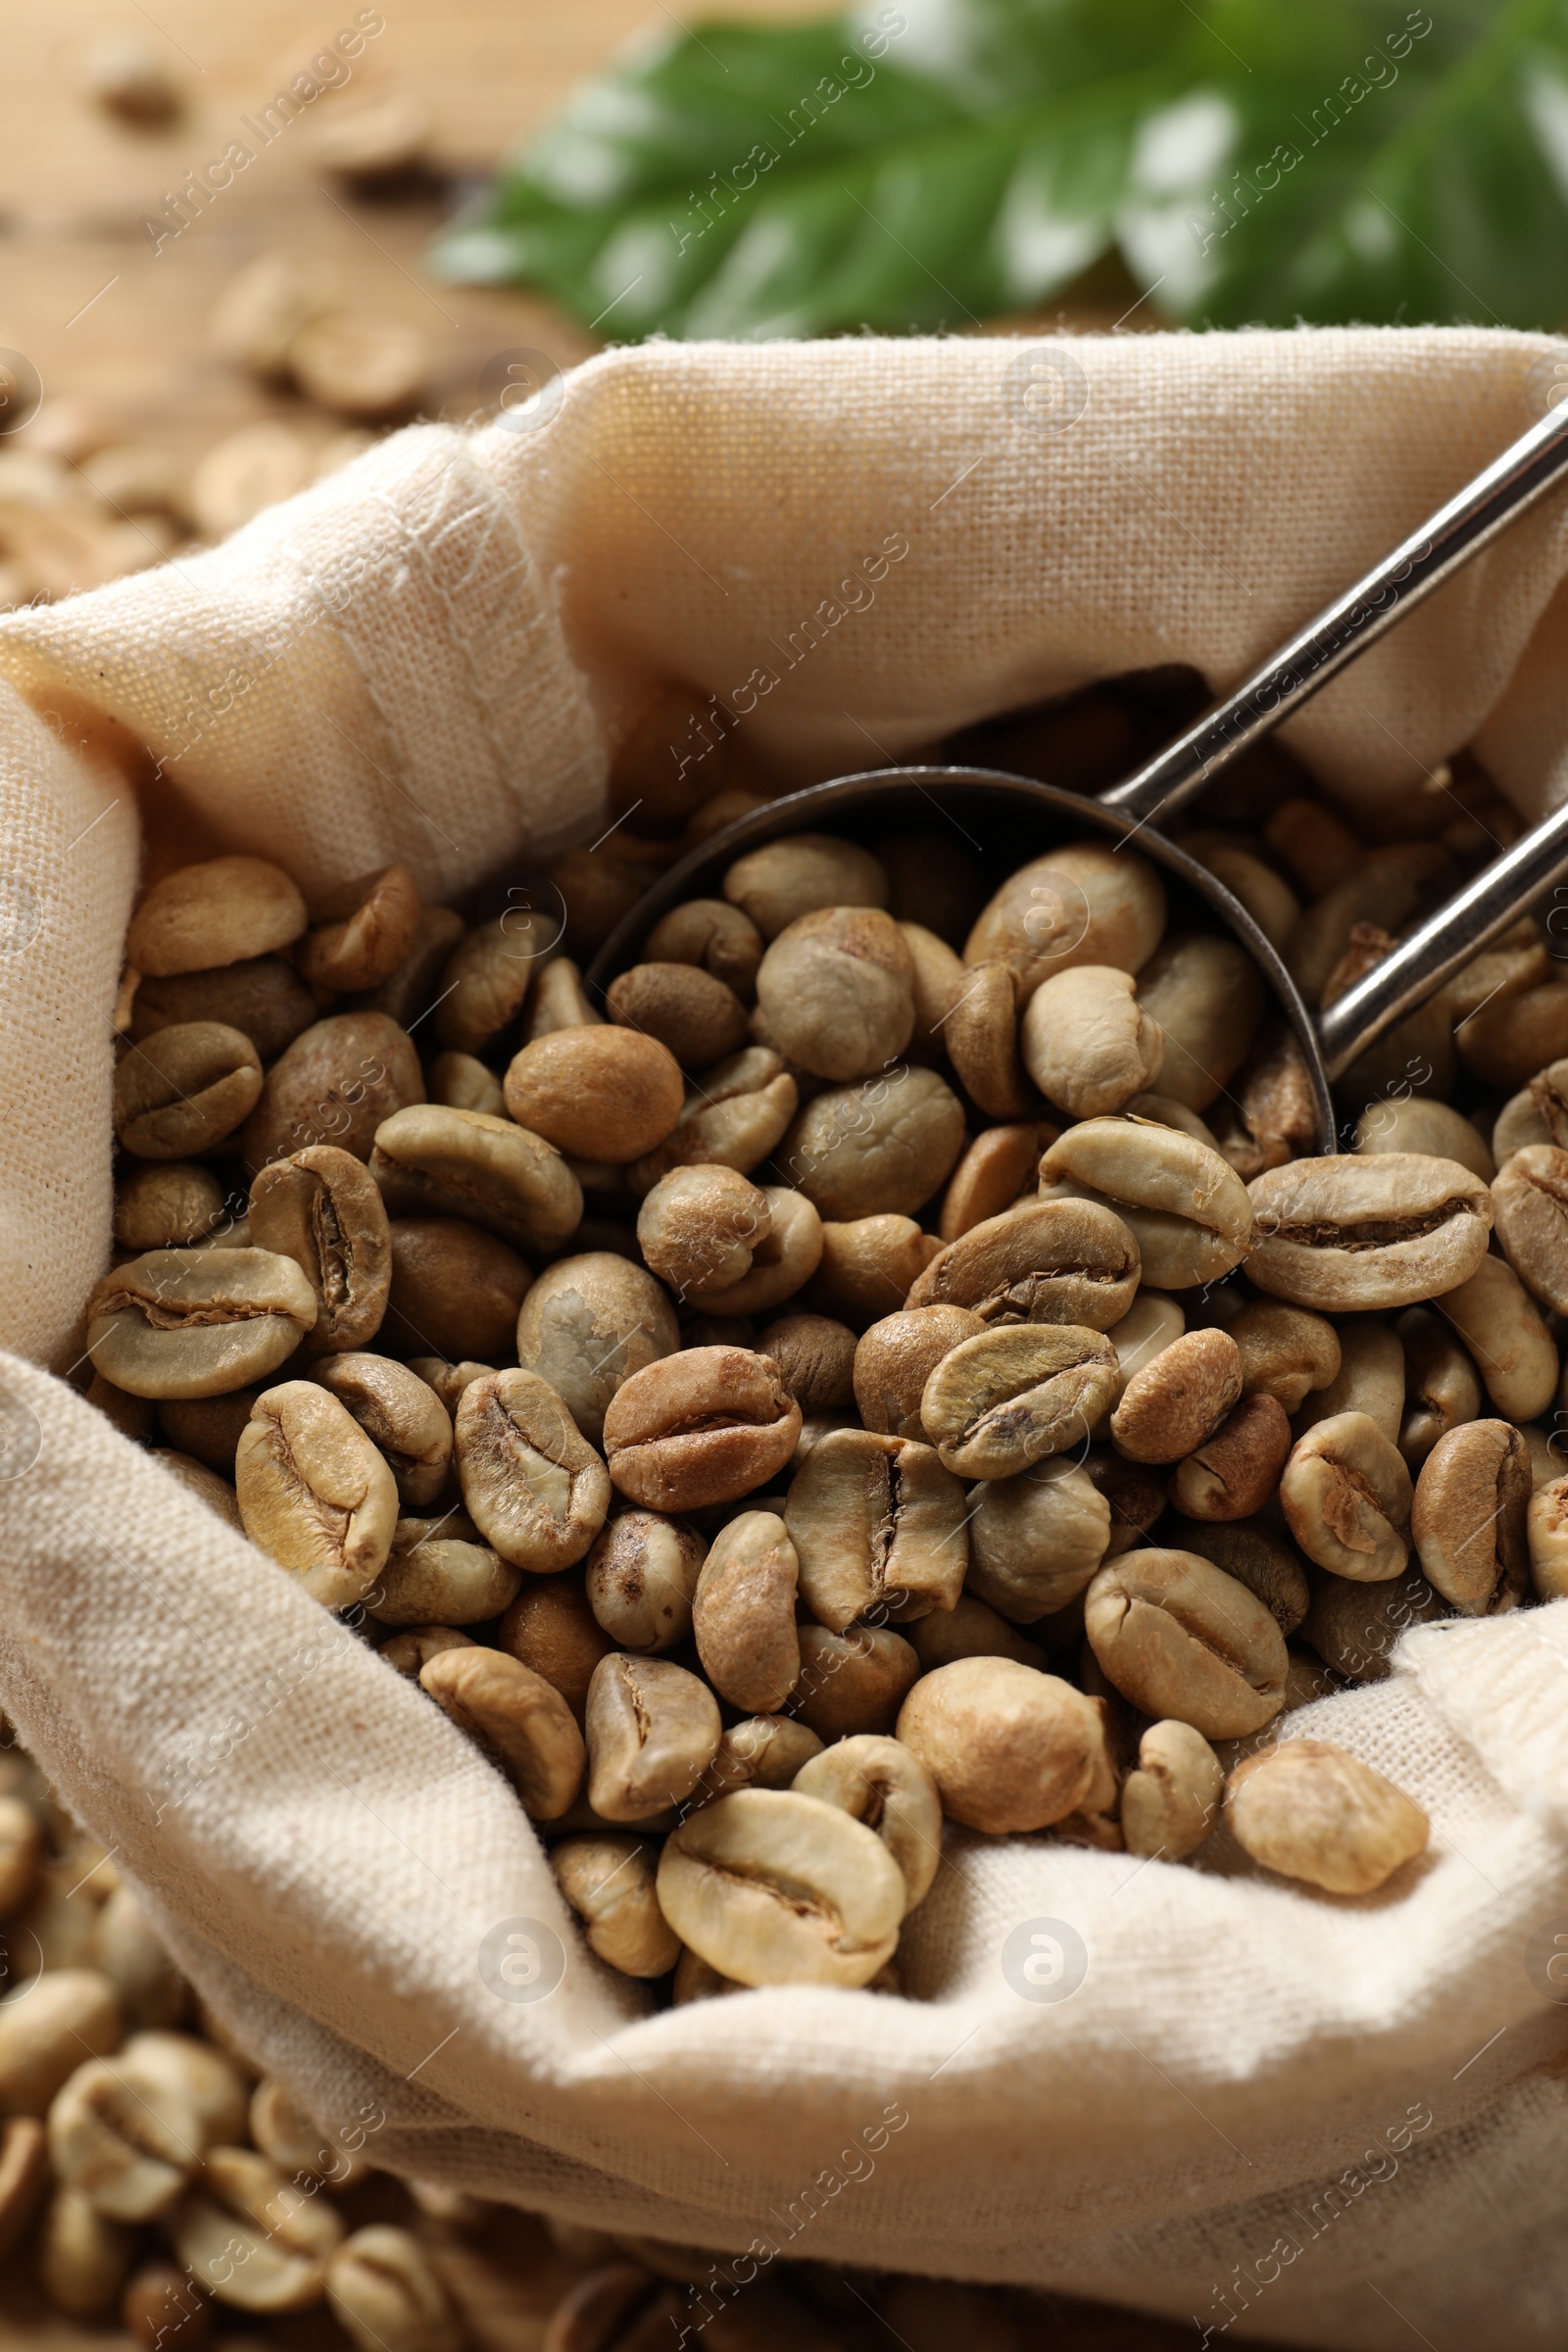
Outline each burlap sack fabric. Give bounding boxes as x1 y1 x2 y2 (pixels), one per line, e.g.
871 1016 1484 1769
2 327 1568 2348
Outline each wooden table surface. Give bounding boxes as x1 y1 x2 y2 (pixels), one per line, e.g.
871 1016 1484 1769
0 0 829 468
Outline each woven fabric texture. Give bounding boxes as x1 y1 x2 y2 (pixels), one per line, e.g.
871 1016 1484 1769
0 329 1567 2349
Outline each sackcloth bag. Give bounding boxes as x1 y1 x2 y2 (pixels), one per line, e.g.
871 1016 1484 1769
2 327 1568 2351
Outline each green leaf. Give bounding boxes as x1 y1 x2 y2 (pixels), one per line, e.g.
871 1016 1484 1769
431 0 1568 336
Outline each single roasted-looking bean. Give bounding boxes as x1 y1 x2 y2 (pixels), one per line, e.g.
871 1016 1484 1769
944 958 1037 1119
1038 1118 1252 1289
130 954 316 1064
241 1012 424 1176
504 1029 683 1163
784 1064 965 1222
1396 1304 1481 1469
585 1654 721 1822
1020 965 1163 1118
298 865 420 993
1492 1144 1568 1316
853 1305 985 1439
236 1382 399 1609
115 1162 227 1251
248 1146 391 1358
965 1457 1109 1622
1411 1419 1529 1615
88 1249 318 1400
1439 1252 1558 1421
646 898 764 998
1084 1549 1288 1739
1227 1299 1341 1411
724 834 887 939
1132 933 1264 1112
380 1218 530 1363
454 1370 610 1572
433 914 543 1055
921 1324 1118 1480
372 1517 518 1627
1121 1720 1223 1861
584 1510 704 1653
939 1122 1056 1241
311 1353 451 1507
514 1253 678 1448
964 842 1165 997
909 1199 1140 1332
806 1215 943 1328
692 1510 801 1713
1170 1392 1292 1521
1169 1517 1310 1636
1247 1153 1492 1310
759 1312 857 1412
607 961 750 1071
419 1648 584 1819
792 1734 941 1912
127 856 306 976
370 1104 581 1252
789 1624 919 1740
1354 1096 1494 1182
1280 1411 1412 1584
785 1428 967 1628
1225 1739 1429 1894
626 1046 798 1193
47 2056 198 2222
658 1788 902 1988
755 906 915 1081
602 1347 800 1512
1110 1328 1242 1464
551 1838 679 1980
115 1023 262 1160
495 1576 611 1719
896 1657 1102 1833
326 2226 463 2352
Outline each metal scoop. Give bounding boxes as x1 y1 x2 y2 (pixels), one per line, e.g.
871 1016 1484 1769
591 394 1568 1150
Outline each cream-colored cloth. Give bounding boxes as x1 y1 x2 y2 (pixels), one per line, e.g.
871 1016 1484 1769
2 328 1568 2350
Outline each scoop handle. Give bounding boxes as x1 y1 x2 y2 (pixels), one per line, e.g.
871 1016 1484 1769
1098 395 1568 830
